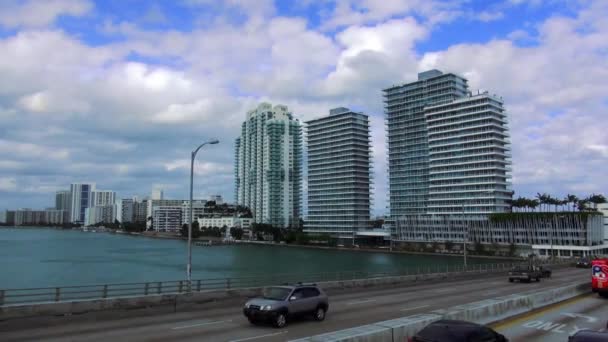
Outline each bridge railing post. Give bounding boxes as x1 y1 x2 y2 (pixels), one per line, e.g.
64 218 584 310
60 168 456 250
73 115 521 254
157 282 162 295
227 278 231 289
197 280 201 292
144 283 149 296
102 285 108 299
55 287 60 302
178 281 183 293
0 290 4 306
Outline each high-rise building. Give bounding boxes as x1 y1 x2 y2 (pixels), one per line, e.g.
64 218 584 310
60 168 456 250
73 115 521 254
305 107 372 236
234 103 303 228
151 188 164 200
208 195 223 204
92 190 116 206
84 205 115 226
70 183 96 224
384 70 511 218
134 200 147 223
116 198 134 223
55 190 71 213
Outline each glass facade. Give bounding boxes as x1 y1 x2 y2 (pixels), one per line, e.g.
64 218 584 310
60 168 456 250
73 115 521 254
234 103 302 228
384 70 512 219
305 108 372 235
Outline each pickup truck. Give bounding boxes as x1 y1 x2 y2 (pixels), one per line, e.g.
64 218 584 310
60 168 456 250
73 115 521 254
508 266 542 283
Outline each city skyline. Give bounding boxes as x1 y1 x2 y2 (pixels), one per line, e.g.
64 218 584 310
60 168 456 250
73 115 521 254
1 1 607 216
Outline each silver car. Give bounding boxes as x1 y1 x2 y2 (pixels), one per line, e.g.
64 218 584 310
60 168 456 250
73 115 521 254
243 284 329 328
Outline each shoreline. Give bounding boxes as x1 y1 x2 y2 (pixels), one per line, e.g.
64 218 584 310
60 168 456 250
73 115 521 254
1 226 523 261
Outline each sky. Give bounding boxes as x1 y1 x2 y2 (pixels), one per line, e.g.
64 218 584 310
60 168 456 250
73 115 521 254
0 0 607 216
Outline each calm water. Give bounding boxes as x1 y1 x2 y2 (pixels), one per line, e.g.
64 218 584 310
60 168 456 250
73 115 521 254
0 228 500 289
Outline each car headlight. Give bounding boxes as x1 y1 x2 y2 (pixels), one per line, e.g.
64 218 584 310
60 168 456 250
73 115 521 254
262 305 272 311
244 303 250 309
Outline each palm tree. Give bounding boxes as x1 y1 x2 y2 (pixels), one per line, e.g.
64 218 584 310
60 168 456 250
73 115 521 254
528 198 539 212
536 193 549 212
565 194 578 212
577 199 588 212
587 193 607 210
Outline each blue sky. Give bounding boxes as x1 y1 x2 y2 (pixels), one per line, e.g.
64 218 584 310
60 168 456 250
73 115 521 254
0 0 607 216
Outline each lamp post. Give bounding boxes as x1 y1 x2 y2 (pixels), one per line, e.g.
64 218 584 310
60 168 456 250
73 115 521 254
187 139 219 284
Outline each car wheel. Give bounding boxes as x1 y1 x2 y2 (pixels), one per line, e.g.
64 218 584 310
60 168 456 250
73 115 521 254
509 278 513 282
526 277 531 283
274 313 287 328
314 306 326 321
247 317 257 325
536 277 540 282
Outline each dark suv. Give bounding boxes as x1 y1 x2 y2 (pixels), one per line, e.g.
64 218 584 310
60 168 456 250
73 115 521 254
243 284 329 328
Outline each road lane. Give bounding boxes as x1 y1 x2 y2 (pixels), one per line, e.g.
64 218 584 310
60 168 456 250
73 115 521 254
0 267 589 342
492 292 608 342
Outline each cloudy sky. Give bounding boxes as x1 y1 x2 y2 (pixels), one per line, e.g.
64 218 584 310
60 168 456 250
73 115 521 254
0 0 607 216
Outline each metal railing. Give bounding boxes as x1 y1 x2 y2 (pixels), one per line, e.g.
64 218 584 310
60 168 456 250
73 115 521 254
0 259 570 307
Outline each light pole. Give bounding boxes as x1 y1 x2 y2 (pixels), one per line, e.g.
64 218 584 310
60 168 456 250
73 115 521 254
187 139 219 284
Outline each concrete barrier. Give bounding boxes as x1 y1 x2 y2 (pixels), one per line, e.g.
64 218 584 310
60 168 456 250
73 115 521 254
292 281 589 342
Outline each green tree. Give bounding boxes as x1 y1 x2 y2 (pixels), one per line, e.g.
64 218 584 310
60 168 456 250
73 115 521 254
474 241 485 255
180 221 200 238
230 227 244 240
444 240 453 251
508 243 517 257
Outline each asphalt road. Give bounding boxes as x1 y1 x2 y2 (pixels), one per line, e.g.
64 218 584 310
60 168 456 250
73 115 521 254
0 268 589 342
492 291 608 342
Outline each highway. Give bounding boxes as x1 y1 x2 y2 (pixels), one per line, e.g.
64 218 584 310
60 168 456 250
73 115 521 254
0 267 588 342
492 291 608 341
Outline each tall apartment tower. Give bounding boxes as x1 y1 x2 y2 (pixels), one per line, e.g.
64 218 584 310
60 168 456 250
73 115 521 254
70 183 96 223
234 103 302 228
92 190 116 206
55 190 71 212
305 108 372 236
384 70 511 218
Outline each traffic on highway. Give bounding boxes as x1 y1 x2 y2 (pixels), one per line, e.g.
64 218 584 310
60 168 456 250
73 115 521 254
0 266 597 342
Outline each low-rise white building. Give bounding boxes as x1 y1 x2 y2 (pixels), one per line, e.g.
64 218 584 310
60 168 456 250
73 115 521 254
152 206 182 232
197 216 252 229
598 203 608 243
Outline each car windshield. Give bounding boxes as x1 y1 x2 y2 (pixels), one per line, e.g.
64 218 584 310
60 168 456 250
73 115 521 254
263 287 291 301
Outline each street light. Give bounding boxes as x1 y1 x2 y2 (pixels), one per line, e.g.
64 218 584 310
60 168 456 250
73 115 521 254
187 138 219 285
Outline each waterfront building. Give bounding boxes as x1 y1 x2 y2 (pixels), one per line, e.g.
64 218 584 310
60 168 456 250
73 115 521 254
10 208 68 226
116 198 134 223
44 209 69 225
92 190 116 206
134 200 147 223
55 190 71 213
234 103 303 228
152 206 182 232
305 107 372 237
70 183 96 224
383 69 512 218
394 213 608 258
197 216 252 230
181 200 207 225
84 205 115 226
146 199 183 222
598 203 608 242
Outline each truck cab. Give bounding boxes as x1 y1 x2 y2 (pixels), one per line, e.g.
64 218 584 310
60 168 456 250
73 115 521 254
591 258 608 297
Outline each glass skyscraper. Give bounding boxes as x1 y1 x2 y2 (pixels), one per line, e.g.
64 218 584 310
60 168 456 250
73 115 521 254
305 107 372 235
384 70 511 218
234 103 302 228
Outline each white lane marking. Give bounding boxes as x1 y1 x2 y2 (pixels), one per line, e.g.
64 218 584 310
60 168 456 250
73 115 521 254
400 305 430 312
484 290 500 296
229 331 288 342
434 288 451 293
171 319 232 330
562 312 598 323
346 299 376 305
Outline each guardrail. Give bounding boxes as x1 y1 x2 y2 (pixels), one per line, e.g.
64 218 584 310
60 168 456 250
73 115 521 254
0 259 570 307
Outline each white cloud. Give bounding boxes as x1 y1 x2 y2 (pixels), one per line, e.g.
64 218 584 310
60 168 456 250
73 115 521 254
477 11 504 22
0 177 17 192
0 0 92 29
